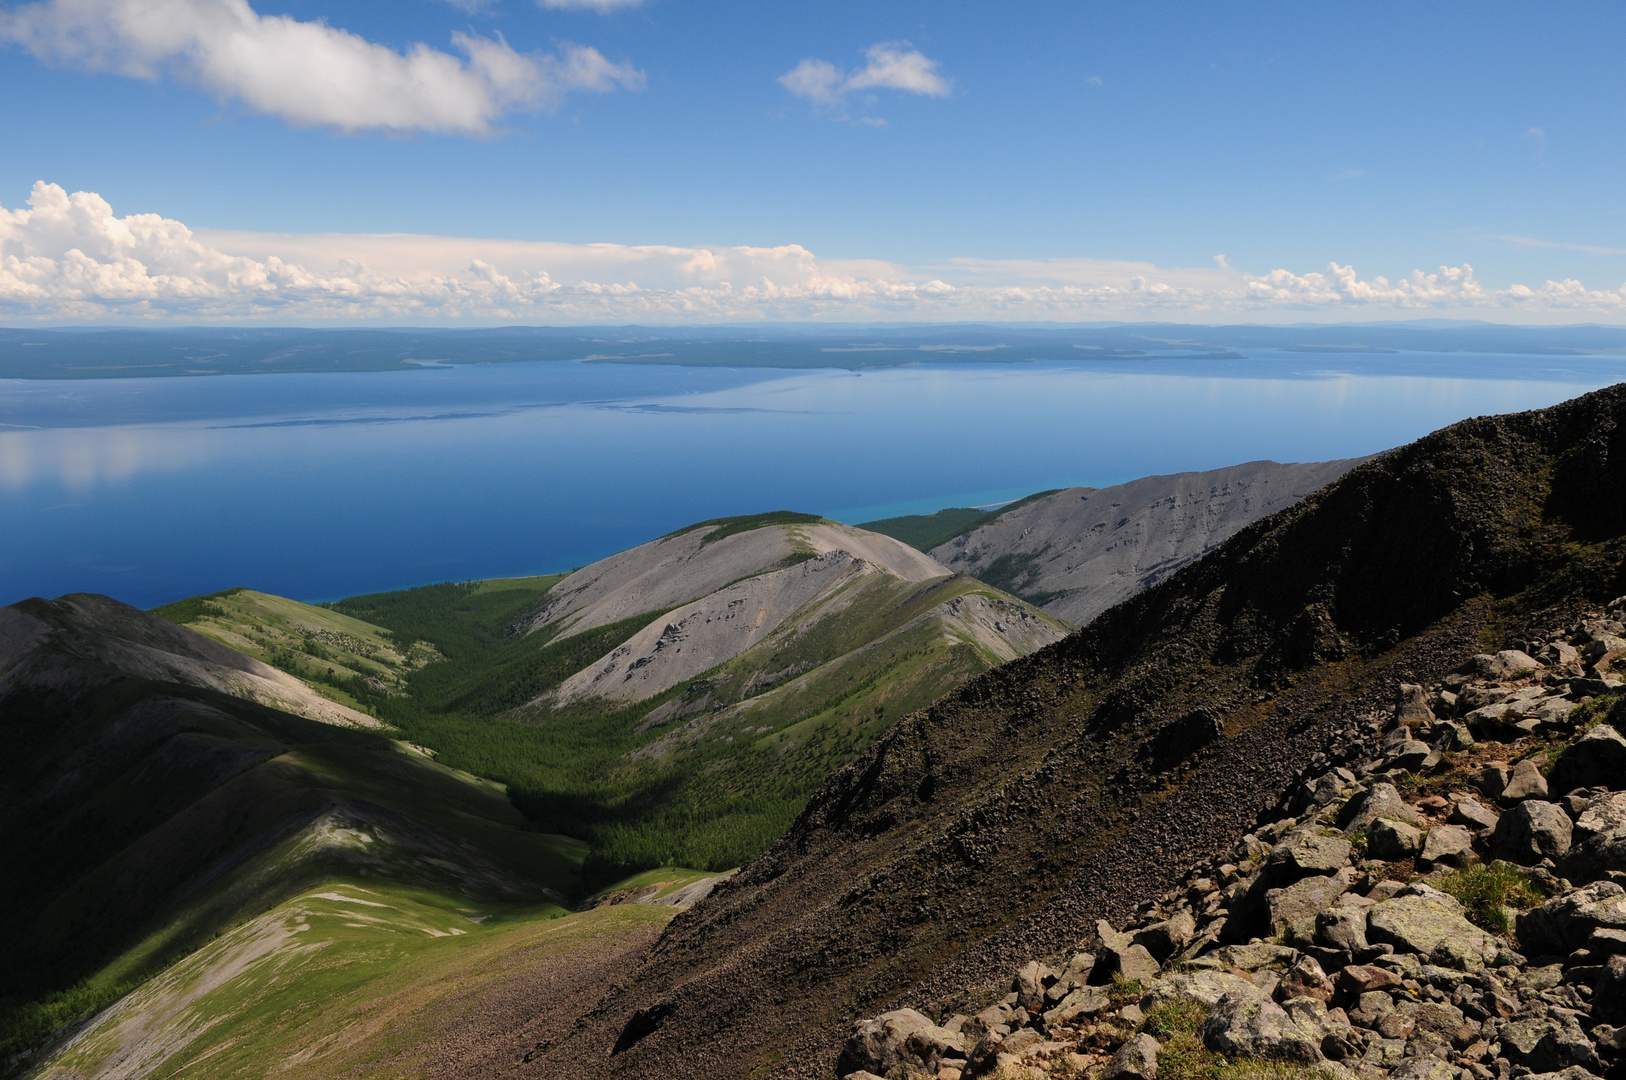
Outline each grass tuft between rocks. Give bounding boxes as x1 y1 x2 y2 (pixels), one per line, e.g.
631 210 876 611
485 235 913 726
1437 861 1555 935
1107 977 1145 1006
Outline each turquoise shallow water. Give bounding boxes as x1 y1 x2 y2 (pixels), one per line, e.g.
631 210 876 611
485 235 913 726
1 351 1621 609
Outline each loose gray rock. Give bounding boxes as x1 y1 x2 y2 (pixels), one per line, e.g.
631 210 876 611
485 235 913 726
1418 824 1475 868
1449 796 1500 832
1366 890 1499 968
1387 740 1433 771
1519 881 1626 956
1396 683 1436 726
1472 650 1542 680
1102 1033 1160 1080
1340 783 1425 833
1499 1015 1597 1073
1112 943 1161 983
1133 912 1195 962
1317 906 1370 953
1368 817 1425 859
1503 758 1552 802
1492 800 1574 864
1479 762 1513 797
1265 830 1354 880
1267 870 1355 946
1562 791 1626 883
1550 724 1626 795
1012 960 1053 1012
841 1009 954 1075
1200 988 1324 1063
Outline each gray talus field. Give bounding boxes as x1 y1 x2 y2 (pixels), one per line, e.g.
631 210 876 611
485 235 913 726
930 458 1362 626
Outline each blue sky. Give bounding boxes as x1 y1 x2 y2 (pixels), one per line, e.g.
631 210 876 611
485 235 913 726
1 0 1624 323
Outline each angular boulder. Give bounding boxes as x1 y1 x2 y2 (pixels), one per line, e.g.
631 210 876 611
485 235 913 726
1200 988 1324 1063
1418 824 1475 868
1267 869 1354 946
1133 912 1196 962
1365 889 1500 968
1518 881 1626 956
1396 683 1436 726
1368 817 1425 859
1102 1033 1160 1080
1340 783 1425 833
840 1009 960 1076
1264 830 1354 881
1562 791 1626 883
1492 800 1574 864
1449 796 1500 832
1503 758 1552 802
1499 1015 1598 1073
1550 724 1626 796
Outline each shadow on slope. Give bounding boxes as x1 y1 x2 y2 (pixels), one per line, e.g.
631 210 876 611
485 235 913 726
0 595 582 1067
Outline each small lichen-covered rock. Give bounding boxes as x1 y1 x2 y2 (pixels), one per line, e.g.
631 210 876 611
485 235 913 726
1387 739 1433 771
1502 758 1552 802
1012 960 1053 1012
1561 791 1626 883
1201 988 1324 1062
1469 650 1541 680
1418 824 1475 868
1139 969 1256 1008
1519 882 1626 958
1549 724 1626 794
1339 783 1425 833
1396 683 1435 726
1492 800 1574 864
1368 817 1425 859
1365 891 1499 968
1101 1033 1160 1080
1114 943 1161 983
1317 906 1370 954
1042 986 1109 1028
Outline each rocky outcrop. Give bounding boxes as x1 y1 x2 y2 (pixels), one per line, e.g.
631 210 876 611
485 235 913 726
838 599 1626 1080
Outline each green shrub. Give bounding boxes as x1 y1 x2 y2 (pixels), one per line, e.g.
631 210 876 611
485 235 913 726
1142 998 1210 1037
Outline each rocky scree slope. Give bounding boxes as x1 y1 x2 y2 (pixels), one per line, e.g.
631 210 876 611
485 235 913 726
837 610 1626 1080
930 459 1362 626
516 384 1626 1080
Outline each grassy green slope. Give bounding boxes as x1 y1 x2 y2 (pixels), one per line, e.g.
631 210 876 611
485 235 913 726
0 597 587 1067
151 533 1065 892
150 587 443 710
33 886 673 1080
858 488 1067 552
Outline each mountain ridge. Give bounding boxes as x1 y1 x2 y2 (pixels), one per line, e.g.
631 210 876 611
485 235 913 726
511 383 1626 1079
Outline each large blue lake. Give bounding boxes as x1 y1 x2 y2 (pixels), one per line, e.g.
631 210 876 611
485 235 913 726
3 352 1622 609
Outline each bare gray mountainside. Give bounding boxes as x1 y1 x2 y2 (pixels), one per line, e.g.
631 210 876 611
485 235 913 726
511 516 1067 723
930 459 1363 626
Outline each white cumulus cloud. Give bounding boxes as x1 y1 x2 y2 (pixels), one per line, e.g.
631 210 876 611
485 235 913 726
3 183 1624 324
780 42 949 113
0 0 643 134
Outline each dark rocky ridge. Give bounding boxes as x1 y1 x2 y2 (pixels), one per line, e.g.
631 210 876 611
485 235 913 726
519 384 1626 1079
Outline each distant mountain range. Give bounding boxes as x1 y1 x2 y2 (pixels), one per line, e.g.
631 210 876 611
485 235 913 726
2 322 1623 378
